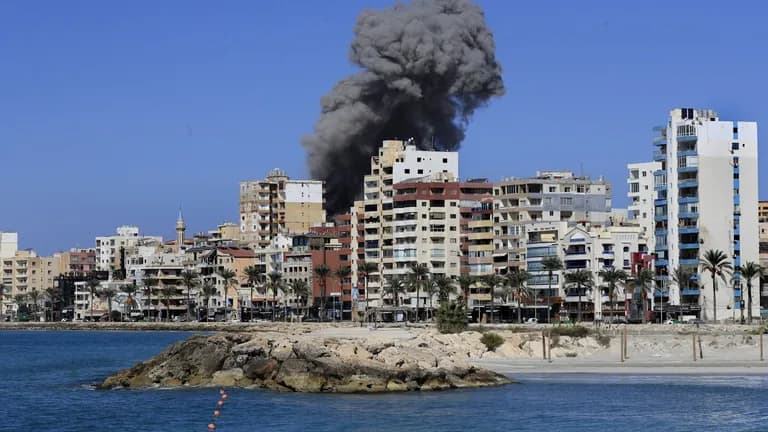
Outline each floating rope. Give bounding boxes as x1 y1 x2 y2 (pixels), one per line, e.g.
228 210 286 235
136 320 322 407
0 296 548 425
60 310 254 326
207 388 229 430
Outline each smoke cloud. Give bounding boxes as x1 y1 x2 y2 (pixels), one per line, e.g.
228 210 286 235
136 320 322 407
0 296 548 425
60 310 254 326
302 0 505 214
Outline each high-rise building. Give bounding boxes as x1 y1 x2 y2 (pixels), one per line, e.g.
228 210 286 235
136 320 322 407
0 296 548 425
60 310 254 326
95 226 161 273
359 139 460 311
627 161 661 244
493 171 612 272
652 108 759 321
239 169 325 249
1 248 60 318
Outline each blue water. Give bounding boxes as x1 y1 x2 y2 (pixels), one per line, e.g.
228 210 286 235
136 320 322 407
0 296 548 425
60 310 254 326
1 331 767 432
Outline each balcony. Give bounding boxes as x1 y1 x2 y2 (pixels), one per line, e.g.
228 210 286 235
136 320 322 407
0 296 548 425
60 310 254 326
678 179 698 189
678 211 699 219
655 243 668 251
677 135 697 143
653 150 667 161
653 136 667 146
677 149 697 157
655 229 668 236
679 226 699 235
679 242 700 250
680 258 699 266
678 196 698 204
655 259 668 267
678 165 698 173
681 289 701 296
654 214 668 222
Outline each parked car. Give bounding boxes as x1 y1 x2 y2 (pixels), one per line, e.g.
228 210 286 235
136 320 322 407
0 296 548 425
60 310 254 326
525 317 538 324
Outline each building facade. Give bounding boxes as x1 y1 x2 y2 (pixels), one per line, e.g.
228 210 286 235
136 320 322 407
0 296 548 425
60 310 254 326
652 108 759 321
627 161 661 244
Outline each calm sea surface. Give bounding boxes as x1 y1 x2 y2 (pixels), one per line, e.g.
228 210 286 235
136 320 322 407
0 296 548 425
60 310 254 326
1 330 767 432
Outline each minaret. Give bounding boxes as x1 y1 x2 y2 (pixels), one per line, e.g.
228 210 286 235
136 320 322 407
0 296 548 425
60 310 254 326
176 207 186 252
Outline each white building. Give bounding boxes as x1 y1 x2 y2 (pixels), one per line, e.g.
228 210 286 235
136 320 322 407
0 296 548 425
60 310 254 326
653 108 759 321
627 161 661 245
95 226 162 273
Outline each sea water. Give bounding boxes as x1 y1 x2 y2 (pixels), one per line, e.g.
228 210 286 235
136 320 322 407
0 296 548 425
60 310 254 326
1 330 766 432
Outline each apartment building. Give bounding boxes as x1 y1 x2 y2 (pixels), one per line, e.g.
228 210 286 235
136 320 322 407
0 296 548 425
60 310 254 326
239 168 325 249
1 249 60 318
493 171 612 273
360 139 460 310
55 248 97 276
652 108 759 321
95 225 162 273
627 161 661 244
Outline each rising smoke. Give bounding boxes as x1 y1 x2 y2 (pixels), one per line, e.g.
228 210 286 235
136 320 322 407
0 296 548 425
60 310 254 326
302 0 505 214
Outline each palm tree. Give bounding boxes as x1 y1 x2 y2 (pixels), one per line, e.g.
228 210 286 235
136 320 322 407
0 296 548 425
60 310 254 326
632 269 655 324
180 269 199 322
504 268 530 323
408 263 430 321
159 286 176 322
700 249 733 322
482 274 504 323
86 278 101 321
424 277 440 313
334 266 351 321
13 293 27 321
266 271 284 321
735 261 762 324
243 265 264 322
0 283 6 322
200 282 217 322
671 266 696 323
432 274 455 306
314 264 331 320
385 276 406 307
28 289 41 322
565 269 593 323
123 282 139 320
44 287 58 322
541 255 563 323
598 268 629 322
288 279 310 317
457 275 475 311
218 268 237 321
98 287 117 321
143 276 158 322
358 261 379 318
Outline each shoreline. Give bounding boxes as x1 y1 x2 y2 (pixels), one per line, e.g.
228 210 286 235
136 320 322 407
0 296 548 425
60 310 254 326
474 359 768 376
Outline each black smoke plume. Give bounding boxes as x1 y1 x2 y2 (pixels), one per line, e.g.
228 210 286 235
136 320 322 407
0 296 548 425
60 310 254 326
303 0 504 214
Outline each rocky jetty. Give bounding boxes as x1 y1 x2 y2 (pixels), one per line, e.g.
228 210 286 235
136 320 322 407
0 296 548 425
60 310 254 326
98 332 512 392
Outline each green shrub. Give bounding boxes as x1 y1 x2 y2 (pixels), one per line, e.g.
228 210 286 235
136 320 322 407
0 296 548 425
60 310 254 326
564 352 578 358
551 325 589 338
436 301 468 334
595 334 611 347
480 332 504 351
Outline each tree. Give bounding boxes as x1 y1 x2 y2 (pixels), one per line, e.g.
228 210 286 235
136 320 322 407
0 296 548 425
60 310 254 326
200 283 217 322
86 278 101 322
314 264 331 320
159 286 176 322
482 274 504 323
358 261 379 318
267 271 284 321
44 287 59 322
432 274 455 306
541 256 563 323
633 268 655 324
288 279 310 316
565 269 593 323
98 287 117 321
218 269 237 322
408 263 430 321
123 282 139 320
180 269 199 322
597 268 629 322
670 266 696 323
0 283 6 322
734 261 762 324
504 268 530 324
243 265 264 322
700 249 732 322
385 276 406 307
334 266 351 321
28 289 41 322
457 275 475 311
13 293 28 321
143 276 158 322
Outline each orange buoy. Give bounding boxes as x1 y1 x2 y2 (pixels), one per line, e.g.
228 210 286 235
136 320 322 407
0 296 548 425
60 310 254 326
221 393 228 400
217 400 224 407
214 410 221 417
219 389 225 395
207 423 216 430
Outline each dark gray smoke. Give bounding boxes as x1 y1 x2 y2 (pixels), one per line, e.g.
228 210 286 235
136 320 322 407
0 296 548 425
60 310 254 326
303 0 504 214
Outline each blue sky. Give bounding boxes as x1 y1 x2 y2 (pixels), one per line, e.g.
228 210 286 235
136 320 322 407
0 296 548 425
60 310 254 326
1 0 766 255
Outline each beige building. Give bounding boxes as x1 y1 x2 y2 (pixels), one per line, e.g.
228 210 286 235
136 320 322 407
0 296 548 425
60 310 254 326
240 168 326 249
1 248 60 318
359 140 461 310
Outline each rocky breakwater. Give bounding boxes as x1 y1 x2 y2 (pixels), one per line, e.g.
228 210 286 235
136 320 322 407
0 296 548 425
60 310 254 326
98 331 511 392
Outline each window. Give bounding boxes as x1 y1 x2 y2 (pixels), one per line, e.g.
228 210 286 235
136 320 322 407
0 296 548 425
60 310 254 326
442 158 448 163
630 183 639 193
732 142 739 150
417 169 423 174
548 186 556 192
642 171 647 177
560 197 573 206
577 185 585 193
404 169 410 174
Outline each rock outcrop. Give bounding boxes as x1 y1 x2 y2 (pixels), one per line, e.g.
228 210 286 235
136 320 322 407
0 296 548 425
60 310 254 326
98 332 512 392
